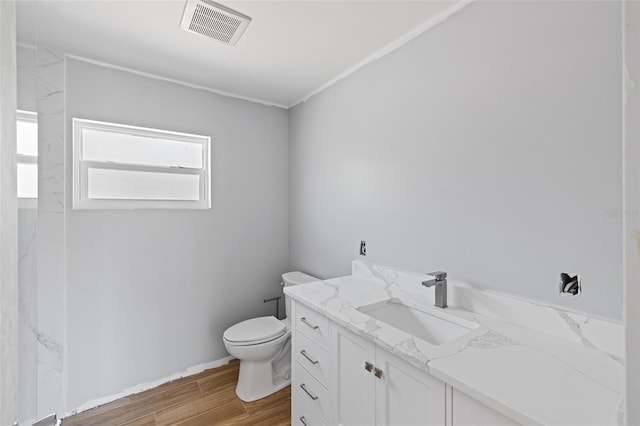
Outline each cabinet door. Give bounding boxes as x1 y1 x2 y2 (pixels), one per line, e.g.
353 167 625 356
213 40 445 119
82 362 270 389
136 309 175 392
331 324 376 426
452 388 519 426
374 348 446 426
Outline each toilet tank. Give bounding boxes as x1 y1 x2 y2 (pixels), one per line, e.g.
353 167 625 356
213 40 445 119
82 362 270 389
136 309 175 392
282 271 318 319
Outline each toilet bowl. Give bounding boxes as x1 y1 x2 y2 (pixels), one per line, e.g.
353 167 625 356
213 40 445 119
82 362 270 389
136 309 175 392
223 271 318 402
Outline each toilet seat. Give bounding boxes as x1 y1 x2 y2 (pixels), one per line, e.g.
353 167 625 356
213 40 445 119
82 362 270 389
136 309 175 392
224 316 286 346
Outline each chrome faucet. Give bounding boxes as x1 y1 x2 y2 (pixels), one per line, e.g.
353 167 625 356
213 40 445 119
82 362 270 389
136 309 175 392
422 271 447 308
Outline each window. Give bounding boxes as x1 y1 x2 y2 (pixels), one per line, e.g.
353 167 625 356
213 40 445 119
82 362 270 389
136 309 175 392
17 111 38 204
73 119 211 209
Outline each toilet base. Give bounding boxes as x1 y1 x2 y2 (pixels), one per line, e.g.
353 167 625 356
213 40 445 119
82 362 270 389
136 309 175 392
235 358 291 402
223 319 293 403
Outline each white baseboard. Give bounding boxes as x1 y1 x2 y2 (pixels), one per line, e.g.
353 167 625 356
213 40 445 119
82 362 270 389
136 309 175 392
63 355 236 419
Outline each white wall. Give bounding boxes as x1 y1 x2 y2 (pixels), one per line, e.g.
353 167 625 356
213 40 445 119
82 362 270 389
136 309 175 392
0 1 19 424
64 58 289 409
17 46 35 111
289 1 623 320
17 208 37 422
36 47 66 418
16 46 37 423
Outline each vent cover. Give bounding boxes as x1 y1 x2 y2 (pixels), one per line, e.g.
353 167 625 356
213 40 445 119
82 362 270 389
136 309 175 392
180 0 251 46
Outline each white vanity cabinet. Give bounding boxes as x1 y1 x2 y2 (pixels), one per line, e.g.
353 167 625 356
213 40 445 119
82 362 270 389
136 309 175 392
450 388 520 426
290 300 518 426
331 322 446 426
330 322 376 425
291 302 332 426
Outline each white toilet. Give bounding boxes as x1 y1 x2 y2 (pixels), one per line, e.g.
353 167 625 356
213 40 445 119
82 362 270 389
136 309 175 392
223 271 318 402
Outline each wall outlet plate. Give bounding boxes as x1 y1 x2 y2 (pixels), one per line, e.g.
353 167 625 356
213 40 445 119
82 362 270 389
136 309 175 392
559 273 581 299
359 240 367 256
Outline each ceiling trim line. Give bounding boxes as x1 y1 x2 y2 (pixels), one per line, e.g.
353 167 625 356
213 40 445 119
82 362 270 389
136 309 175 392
288 0 475 109
64 53 288 110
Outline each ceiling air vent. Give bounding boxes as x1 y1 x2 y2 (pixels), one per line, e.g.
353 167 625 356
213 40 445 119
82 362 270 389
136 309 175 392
180 0 251 46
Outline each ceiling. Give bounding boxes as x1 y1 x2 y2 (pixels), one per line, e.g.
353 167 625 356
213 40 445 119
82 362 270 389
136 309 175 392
16 1 459 108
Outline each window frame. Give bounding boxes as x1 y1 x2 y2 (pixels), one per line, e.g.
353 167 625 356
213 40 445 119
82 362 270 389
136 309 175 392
72 118 211 210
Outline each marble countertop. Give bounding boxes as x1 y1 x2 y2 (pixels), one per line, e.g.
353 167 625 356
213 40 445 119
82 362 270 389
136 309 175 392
284 261 624 426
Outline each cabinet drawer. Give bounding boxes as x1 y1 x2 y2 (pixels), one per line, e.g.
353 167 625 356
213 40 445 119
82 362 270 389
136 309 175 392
293 361 329 421
295 303 330 348
294 330 329 387
292 394 325 426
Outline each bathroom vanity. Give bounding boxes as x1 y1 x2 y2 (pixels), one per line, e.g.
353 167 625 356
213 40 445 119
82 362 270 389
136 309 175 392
290 299 515 426
285 261 624 426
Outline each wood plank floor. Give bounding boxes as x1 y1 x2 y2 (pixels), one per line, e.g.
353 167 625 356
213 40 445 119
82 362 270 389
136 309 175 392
62 361 291 425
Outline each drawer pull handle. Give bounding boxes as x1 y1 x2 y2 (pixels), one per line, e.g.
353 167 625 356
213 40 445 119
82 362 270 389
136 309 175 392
374 367 384 379
300 349 319 365
299 416 308 426
365 361 373 372
300 383 319 400
300 317 319 330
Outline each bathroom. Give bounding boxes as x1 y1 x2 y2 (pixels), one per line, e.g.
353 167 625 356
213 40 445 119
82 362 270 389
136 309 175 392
0 0 638 425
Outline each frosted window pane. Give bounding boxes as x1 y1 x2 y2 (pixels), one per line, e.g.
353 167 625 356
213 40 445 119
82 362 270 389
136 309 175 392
17 119 37 156
17 162 37 198
82 129 203 169
87 168 200 201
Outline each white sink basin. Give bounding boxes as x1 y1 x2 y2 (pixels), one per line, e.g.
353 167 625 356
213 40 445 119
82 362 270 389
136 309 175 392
358 299 478 345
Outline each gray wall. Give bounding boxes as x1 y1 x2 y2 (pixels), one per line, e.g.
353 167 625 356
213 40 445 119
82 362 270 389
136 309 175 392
289 0 623 320
65 59 289 409
624 1 640 423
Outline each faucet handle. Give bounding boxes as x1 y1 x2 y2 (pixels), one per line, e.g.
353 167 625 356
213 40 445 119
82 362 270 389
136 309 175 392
428 271 447 281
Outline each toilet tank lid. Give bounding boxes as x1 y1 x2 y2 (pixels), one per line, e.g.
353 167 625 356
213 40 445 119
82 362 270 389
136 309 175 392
282 271 318 286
